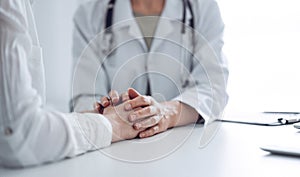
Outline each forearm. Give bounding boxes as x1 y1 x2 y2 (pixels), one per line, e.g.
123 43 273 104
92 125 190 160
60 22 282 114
0 110 112 168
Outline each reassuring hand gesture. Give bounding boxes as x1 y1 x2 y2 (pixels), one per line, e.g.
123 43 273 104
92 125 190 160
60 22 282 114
102 102 143 143
124 94 179 138
97 88 182 139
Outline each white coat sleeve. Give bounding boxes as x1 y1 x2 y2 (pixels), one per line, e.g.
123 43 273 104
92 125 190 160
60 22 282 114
0 0 112 168
173 0 229 122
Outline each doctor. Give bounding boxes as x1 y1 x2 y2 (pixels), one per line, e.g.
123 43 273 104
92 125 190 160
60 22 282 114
0 0 142 168
72 0 229 138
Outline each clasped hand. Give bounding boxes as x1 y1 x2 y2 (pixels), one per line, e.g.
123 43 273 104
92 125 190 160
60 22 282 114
97 88 178 140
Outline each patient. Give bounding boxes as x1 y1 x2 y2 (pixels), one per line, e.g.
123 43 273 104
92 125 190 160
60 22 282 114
0 0 141 168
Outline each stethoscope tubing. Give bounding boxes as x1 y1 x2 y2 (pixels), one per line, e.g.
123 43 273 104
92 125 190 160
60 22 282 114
105 0 195 34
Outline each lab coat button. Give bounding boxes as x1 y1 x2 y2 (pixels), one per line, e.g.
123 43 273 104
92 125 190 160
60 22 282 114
4 127 13 136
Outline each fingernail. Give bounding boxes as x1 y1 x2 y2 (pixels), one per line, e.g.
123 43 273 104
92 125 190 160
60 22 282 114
103 101 108 106
140 133 145 138
125 104 132 110
130 114 136 121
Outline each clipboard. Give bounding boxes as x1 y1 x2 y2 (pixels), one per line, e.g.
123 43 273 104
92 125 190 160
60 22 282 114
219 112 300 126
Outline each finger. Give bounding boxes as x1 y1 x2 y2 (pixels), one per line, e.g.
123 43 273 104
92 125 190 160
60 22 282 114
133 115 161 130
94 102 105 114
94 102 100 110
121 92 130 103
139 125 160 138
109 90 120 105
124 95 152 111
129 106 158 122
100 97 110 107
128 88 141 99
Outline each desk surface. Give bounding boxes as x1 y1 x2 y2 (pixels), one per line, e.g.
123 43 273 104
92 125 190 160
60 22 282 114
1 122 300 177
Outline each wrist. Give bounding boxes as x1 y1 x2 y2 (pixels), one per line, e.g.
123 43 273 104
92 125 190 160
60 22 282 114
103 112 120 143
162 101 181 128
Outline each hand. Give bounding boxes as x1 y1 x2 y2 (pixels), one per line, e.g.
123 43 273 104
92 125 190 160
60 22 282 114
92 90 132 114
103 102 145 142
101 88 144 142
101 90 131 107
125 95 180 138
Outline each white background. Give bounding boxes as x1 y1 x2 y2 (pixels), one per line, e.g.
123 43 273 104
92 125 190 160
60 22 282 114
33 0 79 111
33 0 300 114
218 0 300 113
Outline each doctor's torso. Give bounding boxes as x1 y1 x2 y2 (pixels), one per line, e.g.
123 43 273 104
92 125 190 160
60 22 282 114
73 0 198 102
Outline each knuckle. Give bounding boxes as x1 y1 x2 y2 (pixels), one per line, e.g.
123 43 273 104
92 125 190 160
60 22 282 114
152 126 159 134
136 108 146 116
126 100 131 104
129 101 134 107
147 96 154 102
144 131 150 137
144 107 152 114
151 117 158 124
136 109 144 116
136 108 149 115
149 119 155 126
141 96 149 103
124 100 133 110
150 106 157 114
149 129 155 135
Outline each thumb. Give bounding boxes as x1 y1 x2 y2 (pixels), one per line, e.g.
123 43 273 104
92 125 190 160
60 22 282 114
128 88 140 99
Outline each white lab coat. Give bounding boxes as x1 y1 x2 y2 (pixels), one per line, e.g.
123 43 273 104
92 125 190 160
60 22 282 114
0 0 112 168
72 0 229 122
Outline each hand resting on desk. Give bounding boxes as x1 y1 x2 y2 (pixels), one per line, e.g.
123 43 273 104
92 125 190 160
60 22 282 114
99 88 200 139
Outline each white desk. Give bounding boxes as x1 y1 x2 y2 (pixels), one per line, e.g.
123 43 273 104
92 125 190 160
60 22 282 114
1 122 300 177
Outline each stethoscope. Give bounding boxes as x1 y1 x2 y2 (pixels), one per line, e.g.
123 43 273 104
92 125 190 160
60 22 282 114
102 0 195 55
70 0 196 112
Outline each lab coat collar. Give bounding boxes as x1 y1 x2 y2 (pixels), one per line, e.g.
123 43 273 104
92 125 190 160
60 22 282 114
151 0 193 52
113 0 147 50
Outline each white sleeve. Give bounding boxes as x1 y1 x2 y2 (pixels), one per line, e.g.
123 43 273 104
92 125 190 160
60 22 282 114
173 0 229 122
0 0 112 168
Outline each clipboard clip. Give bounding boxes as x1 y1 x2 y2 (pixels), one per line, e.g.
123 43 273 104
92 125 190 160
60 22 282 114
277 117 300 125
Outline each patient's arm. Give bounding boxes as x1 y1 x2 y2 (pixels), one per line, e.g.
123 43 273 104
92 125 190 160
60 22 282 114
85 88 144 142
